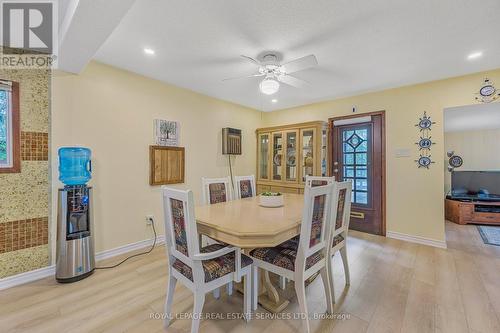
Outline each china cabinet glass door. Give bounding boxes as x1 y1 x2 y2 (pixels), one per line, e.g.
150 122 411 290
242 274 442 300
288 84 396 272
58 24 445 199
258 133 270 180
272 132 283 181
301 129 315 182
284 130 298 182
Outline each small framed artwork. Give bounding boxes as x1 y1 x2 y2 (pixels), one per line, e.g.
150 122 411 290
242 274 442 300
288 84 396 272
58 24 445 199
149 146 185 185
155 119 179 146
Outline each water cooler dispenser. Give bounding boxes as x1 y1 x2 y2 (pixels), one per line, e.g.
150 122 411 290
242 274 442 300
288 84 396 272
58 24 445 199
56 147 95 283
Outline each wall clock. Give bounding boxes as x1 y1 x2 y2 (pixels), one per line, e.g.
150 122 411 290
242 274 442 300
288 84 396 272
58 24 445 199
475 78 500 103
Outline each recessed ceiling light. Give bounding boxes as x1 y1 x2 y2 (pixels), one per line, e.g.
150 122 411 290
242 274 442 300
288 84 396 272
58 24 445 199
271 99 278 103
144 48 155 55
467 51 483 60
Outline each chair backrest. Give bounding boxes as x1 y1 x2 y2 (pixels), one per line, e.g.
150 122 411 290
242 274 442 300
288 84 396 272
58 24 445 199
162 187 204 281
305 176 335 187
201 177 233 205
234 175 256 199
296 183 335 270
331 181 352 239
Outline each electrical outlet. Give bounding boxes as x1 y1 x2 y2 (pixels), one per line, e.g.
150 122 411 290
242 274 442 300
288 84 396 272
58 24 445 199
145 215 154 225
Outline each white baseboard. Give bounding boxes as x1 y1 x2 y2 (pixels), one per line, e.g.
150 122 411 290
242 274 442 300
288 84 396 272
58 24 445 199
386 231 447 249
0 235 164 291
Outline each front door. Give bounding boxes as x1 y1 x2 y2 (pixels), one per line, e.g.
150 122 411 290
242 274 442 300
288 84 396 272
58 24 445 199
330 112 385 235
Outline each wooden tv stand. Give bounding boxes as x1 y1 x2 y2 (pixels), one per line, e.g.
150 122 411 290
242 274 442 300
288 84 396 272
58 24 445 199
445 198 500 225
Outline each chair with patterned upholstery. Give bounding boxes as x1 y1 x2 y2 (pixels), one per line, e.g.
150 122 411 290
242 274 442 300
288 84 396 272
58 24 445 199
249 183 336 333
234 175 256 199
162 187 253 333
327 181 352 305
278 175 335 290
201 177 233 205
305 175 335 187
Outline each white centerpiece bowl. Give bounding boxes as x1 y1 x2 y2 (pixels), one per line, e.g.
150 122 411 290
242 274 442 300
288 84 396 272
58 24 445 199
259 192 284 208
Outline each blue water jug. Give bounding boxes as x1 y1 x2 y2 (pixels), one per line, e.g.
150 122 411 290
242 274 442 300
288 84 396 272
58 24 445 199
58 147 92 185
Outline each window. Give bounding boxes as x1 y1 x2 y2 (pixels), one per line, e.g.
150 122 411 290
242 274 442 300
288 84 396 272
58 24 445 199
0 79 20 173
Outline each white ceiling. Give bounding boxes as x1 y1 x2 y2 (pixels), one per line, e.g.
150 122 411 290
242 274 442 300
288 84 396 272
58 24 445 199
444 103 500 132
85 0 500 111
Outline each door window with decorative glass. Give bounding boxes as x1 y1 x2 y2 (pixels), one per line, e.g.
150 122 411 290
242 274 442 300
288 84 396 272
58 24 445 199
342 127 370 205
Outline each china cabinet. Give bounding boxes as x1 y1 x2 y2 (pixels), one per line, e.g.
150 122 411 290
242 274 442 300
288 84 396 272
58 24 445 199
256 121 329 194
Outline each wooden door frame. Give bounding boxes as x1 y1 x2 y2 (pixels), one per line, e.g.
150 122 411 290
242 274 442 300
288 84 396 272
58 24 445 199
328 110 386 236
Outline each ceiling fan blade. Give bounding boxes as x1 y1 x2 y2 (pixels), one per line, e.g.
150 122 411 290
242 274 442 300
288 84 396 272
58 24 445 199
278 74 309 88
281 54 318 74
240 55 261 66
222 73 265 81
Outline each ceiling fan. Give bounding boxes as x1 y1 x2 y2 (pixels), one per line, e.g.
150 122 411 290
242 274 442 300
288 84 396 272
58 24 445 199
223 53 318 95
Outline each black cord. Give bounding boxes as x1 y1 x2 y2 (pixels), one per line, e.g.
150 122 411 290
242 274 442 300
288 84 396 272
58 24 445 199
95 219 157 270
228 154 235 191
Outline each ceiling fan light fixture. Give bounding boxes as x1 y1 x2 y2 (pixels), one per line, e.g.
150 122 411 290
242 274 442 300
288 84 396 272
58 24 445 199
259 78 280 95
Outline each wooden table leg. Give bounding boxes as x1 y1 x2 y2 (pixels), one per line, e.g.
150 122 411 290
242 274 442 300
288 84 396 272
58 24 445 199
257 270 290 313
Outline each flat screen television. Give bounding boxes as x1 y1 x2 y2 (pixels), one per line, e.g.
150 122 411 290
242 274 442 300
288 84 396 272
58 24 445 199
451 171 500 201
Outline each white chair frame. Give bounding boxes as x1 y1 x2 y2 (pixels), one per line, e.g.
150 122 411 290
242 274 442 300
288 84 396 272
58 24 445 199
201 176 233 205
162 187 252 333
234 175 257 199
327 181 352 305
279 175 336 290
200 176 235 296
250 184 336 333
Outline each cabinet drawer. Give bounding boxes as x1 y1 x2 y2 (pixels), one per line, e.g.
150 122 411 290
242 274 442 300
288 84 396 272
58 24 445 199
472 212 500 224
270 186 299 194
257 185 271 194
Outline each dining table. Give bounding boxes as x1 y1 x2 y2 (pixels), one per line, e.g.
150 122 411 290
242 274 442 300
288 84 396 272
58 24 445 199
195 193 305 313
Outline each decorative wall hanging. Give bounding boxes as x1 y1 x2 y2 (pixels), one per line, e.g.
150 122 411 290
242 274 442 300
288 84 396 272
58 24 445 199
149 146 185 185
447 151 463 172
414 111 435 169
475 78 500 103
154 119 179 146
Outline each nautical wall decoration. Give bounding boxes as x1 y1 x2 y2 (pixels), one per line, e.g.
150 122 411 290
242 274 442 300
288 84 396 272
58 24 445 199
447 151 463 172
416 155 435 169
475 78 500 103
415 111 435 169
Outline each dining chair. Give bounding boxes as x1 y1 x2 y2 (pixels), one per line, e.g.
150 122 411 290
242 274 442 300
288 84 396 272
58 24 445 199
201 176 235 296
327 181 352 305
278 175 335 290
249 183 335 333
305 175 335 187
201 176 233 205
234 175 256 199
162 187 253 333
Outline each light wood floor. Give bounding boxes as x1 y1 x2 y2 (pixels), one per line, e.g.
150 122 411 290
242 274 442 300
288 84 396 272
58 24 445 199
1 222 500 333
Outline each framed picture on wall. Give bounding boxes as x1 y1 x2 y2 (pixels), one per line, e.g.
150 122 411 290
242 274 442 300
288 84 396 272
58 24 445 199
154 119 179 146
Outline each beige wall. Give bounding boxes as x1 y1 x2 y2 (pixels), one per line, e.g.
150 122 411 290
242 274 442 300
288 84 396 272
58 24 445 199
51 61 262 257
445 128 500 193
262 68 500 243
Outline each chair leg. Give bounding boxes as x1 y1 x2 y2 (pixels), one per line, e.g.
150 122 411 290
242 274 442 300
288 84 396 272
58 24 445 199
213 288 220 299
163 275 177 328
320 267 333 313
252 266 259 311
327 254 336 304
340 246 350 285
294 276 310 333
227 282 233 296
191 293 205 333
243 274 252 322
279 276 286 290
